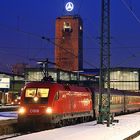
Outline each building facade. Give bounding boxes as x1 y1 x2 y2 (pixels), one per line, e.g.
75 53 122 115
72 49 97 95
109 68 139 91
55 15 83 71
84 68 140 91
0 71 24 105
24 67 140 92
24 68 95 83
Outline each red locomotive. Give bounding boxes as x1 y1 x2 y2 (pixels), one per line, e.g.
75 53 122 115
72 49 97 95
18 82 94 127
18 81 140 128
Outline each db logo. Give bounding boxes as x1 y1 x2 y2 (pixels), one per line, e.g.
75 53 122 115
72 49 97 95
30 109 39 113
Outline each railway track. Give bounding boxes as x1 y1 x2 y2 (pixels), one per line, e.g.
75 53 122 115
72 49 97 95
0 119 54 140
0 119 17 136
123 130 140 140
0 116 93 139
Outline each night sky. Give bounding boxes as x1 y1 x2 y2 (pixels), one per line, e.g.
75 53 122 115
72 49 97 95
0 0 140 72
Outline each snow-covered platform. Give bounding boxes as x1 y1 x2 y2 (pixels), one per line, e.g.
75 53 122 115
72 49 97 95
4 112 140 140
0 111 17 120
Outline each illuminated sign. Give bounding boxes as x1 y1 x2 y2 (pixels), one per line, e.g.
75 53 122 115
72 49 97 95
65 2 74 12
0 78 10 88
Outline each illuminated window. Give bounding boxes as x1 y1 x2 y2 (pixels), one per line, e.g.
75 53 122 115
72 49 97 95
25 88 36 97
25 88 49 98
63 22 72 33
37 88 49 97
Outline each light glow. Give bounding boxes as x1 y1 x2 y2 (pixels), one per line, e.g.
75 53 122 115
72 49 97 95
34 96 39 102
11 102 14 105
46 107 53 114
65 2 74 12
18 107 25 114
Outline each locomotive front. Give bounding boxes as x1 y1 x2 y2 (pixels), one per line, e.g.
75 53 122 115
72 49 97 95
18 82 55 126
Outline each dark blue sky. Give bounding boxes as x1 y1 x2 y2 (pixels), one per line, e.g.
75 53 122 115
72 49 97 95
0 0 140 72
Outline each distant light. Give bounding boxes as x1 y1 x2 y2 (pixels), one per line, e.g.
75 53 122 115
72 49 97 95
11 102 14 105
5 92 9 95
37 61 43 64
65 2 74 12
73 70 84 73
95 76 100 78
133 71 138 74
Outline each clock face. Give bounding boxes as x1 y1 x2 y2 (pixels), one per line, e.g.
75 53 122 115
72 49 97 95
65 2 74 12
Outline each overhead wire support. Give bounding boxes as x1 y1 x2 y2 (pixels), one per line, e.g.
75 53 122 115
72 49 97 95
37 58 55 81
121 0 140 24
41 36 98 69
97 0 112 127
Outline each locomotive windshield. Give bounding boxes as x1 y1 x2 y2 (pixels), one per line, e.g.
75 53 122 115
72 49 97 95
24 88 49 104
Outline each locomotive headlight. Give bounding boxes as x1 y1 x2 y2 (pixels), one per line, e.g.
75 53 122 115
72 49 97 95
46 107 53 114
11 102 14 105
18 107 26 114
33 96 39 102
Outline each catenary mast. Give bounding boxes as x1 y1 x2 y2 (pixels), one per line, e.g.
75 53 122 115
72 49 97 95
98 0 111 127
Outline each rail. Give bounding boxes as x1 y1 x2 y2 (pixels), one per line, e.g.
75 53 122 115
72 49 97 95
123 130 140 140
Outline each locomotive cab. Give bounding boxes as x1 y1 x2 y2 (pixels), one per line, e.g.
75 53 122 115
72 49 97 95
23 88 49 104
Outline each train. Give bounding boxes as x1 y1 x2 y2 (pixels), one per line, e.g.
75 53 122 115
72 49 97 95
18 81 140 128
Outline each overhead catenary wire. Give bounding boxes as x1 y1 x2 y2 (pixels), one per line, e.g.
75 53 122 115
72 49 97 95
0 23 41 39
115 51 140 67
121 0 140 24
0 50 29 60
42 36 98 69
2 1 140 69
0 22 98 69
109 0 140 67
0 0 102 70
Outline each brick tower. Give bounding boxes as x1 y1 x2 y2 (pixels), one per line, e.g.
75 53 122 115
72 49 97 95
55 15 83 71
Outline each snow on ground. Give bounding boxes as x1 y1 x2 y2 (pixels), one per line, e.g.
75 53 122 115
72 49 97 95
3 112 140 140
135 136 140 140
